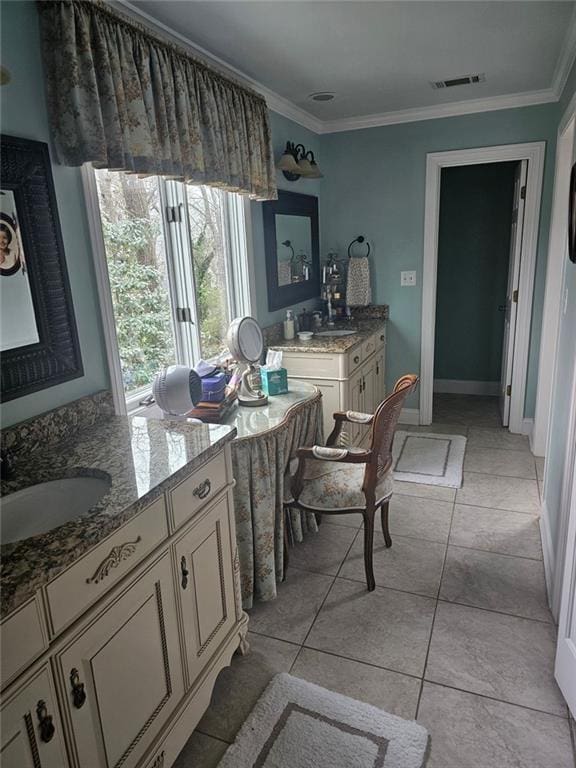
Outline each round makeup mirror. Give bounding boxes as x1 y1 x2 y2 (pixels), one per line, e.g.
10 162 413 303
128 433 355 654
226 317 268 407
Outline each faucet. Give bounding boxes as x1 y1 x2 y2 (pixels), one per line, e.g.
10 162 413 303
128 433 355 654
326 288 335 326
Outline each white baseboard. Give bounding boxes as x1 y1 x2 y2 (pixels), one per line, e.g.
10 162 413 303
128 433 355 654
521 418 534 439
399 408 420 425
539 501 556 614
433 379 500 396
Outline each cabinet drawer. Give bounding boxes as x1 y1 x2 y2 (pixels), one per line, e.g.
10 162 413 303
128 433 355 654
347 345 364 374
361 335 377 360
170 451 228 531
281 352 341 379
0 664 69 768
1 599 47 690
45 496 168 635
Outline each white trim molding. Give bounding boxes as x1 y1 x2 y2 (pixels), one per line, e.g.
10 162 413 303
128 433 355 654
398 408 420 426
433 379 499 396
540 502 556 610
420 142 546 433
521 418 534 439
112 0 572 135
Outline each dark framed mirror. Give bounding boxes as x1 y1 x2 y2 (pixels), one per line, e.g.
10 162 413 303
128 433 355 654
1 135 83 402
263 190 320 311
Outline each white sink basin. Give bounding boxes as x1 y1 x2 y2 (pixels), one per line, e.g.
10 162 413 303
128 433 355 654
315 329 358 337
1 476 112 545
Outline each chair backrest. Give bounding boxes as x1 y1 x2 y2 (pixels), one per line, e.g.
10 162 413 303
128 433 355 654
363 374 419 496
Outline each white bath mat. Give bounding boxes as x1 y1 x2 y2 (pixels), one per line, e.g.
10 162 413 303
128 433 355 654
216 673 429 768
392 431 466 488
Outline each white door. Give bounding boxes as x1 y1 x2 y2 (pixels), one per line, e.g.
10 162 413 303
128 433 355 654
554 448 576 717
500 160 528 426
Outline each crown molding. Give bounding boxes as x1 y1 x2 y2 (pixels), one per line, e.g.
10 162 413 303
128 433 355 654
110 0 566 138
552 3 576 99
319 89 558 134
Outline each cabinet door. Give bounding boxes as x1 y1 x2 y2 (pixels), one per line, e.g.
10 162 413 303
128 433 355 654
347 368 364 447
374 349 386 408
1 665 69 768
174 493 236 687
56 551 184 768
362 358 376 416
301 377 341 442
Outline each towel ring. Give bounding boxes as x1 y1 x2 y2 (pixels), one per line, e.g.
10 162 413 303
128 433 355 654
347 235 370 259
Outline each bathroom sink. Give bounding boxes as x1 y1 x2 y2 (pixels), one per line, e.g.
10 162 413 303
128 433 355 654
1 475 112 544
315 329 358 337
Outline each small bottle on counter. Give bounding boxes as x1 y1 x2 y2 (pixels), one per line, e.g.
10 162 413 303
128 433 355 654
283 309 295 340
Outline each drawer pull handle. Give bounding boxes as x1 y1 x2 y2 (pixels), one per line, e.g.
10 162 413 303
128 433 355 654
70 668 86 709
380 334 385 341
86 536 142 584
193 479 211 500
353 355 360 364
181 556 189 589
36 700 55 743
151 750 165 768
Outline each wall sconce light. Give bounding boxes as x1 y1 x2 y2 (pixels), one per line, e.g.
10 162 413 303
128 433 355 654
276 142 323 181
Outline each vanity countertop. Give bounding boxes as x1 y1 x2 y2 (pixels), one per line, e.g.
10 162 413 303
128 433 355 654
268 318 386 354
0 416 236 619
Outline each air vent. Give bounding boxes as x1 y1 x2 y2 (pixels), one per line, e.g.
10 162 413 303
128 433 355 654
308 92 335 102
430 73 486 90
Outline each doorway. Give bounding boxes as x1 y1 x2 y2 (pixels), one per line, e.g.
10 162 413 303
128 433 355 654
433 160 520 428
420 143 546 433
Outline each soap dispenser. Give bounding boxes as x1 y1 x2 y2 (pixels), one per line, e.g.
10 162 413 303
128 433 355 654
283 309 295 340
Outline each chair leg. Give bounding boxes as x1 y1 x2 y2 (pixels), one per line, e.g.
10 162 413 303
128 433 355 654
362 508 376 592
381 501 392 548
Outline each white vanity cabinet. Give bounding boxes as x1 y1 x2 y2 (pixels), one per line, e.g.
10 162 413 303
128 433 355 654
0 441 247 768
54 551 184 768
0 665 68 768
277 325 386 445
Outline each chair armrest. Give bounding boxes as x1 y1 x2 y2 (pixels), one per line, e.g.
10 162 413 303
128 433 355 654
326 410 373 447
297 445 372 464
332 410 374 425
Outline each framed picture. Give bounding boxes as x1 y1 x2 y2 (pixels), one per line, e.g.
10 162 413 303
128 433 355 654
0 135 83 401
569 162 576 265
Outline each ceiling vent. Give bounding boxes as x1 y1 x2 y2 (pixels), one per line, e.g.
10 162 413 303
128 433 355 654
430 73 486 90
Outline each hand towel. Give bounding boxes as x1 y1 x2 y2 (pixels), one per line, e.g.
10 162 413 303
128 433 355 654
346 256 372 307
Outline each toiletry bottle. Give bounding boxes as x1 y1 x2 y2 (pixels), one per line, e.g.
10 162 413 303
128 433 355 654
283 309 295 340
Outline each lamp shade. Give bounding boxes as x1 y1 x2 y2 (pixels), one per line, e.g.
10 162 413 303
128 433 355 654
296 157 314 177
306 160 323 178
276 151 300 174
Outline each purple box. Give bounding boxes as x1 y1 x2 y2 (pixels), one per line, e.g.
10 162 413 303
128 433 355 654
201 373 226 403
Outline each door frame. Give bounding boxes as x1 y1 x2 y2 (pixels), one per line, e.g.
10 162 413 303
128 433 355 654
420 142 546 432
533 95 576 456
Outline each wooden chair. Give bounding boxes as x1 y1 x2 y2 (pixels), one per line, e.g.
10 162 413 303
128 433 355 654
287 374 419 591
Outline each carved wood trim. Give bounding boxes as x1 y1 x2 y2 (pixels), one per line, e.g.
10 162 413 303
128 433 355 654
196 520 228 657
85 537 142 584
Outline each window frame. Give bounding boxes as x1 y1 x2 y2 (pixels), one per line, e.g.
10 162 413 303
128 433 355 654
82 165 254 415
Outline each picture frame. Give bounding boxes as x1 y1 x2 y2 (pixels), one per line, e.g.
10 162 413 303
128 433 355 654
0 135 83 402
569 162 576 264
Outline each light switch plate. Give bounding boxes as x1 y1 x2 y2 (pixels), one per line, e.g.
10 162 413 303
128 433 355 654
401 270 417 287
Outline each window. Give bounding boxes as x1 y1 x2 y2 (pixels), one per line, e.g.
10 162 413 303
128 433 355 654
93 169 252 411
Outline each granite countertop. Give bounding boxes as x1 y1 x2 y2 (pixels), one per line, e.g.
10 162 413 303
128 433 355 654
0 416 236 619
268 318 386 354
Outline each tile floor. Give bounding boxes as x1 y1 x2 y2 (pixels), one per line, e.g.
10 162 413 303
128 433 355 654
174 395 576 768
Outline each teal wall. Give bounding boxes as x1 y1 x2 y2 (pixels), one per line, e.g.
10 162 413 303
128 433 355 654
435 162 516 383
250 111 322 327
320 105 558 412
0 0 109 428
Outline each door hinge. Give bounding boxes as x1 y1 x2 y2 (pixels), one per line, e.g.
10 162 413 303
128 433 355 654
512 289 518 303
175 307 194 324
166 204 182 223
506 384 511 397
520 185 526 200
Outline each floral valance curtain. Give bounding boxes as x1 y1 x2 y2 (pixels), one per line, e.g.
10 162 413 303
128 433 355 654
37 0 277 200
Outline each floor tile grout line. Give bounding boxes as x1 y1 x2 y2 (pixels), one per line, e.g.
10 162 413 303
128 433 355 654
445 541 544 563
415 499 456 719
421 679 571 721
463 468 538 481
194 729 232 745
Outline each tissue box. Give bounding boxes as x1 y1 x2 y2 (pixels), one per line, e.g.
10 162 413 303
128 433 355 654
201 373 227 402
260 367 288 396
